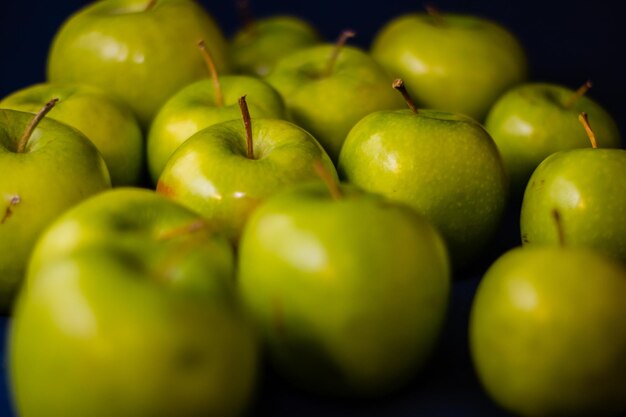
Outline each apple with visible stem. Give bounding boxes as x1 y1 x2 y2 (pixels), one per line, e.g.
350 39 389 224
0 101 111 311
371 7 527 121
230 0 321 77
157 95 336 242
520 112 626 263
1 82 143 186
47 0 230 127
471 211 626 417
147 40 286 183
10 189 258 417
237 163 450 395
265 29 404 161
485 81 621 196
338 79 508 268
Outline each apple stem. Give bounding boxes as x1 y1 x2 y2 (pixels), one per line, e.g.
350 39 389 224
157 219 208 240
425 4 446 26
324 29 356 77
1 195 21 225
564 80 592 109
236 0 255 30
552 209 566 246
238 95 254 159
393 79 419 114
578 112 598 148
16 98 58 153
145 0 158 11
313 160 342 200
198 40 224 107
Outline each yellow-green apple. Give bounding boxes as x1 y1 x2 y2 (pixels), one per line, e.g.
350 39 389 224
47 0 230 127
1 82 143 186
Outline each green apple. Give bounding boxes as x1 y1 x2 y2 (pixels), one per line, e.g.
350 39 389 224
10 189 258 416
371 11 527 121
1 82 143 186
47 0 230 127
238 180 450 395
0 104 110 311
265 31 404 160
147 62 286 183
157 97 336 242
485 82 621 195
520 116 626 263
231 15 321 77
470 246 626 416
338 80 508 268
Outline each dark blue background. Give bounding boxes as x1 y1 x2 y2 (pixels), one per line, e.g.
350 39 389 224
0 1 624 416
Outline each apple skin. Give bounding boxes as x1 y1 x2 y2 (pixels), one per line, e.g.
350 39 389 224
47 0 230 127
371 13 527 121
265 45 404 161
338 109 508 268
470 246 626 417
157 118 337 242
147 75 286 183
238 182 451 396
0 109 111 311
231 16 321 77
520 148 626 263
485 83 621 195
1 82 143 186
12 187 258 417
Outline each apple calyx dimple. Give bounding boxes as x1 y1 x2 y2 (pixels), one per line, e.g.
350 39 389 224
16 97 59 153
1 195 21 224
238 95 255 159
552 208 566 246
564 80 593 109
393 79 419 114
578 112 598 148
198 40 224 107
323 29 356 77
313 160 342 200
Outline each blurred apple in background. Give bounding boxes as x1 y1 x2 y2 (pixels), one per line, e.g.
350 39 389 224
371 8 527 121
11 188 258 417
265 30 404 161
339 79 508 268
157 96 336 242
486 82 621 196
46 0 230 127
0 103 110 312
238 178 450 396
1 83 143 186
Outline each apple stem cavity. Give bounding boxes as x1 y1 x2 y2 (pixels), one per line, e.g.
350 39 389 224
1 195 21 225
198 40 224 107
578 112 598 148
324 29 356 77
552 209 566 246
238 95 255 159
425 4 446 26
313 160 342 200
393 79 419 114
145 0 158 11
565 80 593 109
16 97 59 153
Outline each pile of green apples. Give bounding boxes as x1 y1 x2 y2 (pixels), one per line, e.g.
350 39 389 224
1 1 625 416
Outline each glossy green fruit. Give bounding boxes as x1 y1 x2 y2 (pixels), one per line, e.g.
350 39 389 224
485 83 621 194
231 16 321 77
471 246 626 417
265 44 404 160
521 148 626 263
238 182 450 395
147 75 286 183
371 13 527 121
47 0 230 127
0 108 110 310
157 118 336 242
1 82 143 186
339 108 508 268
